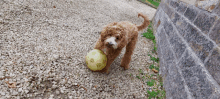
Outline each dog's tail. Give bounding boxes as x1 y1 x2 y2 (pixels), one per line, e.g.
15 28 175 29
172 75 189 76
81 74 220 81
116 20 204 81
137 13 150 31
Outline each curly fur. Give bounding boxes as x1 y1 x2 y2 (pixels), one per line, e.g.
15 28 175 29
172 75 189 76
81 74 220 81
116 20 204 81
94 13 150 73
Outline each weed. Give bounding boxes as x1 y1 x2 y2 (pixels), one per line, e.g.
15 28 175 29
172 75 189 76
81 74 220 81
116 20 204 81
142 76 145 79
142 22 158 53
148 54 159 63
139 19 165 99
142 23 154 40
147 90 158 99
149 64 154 69
146 74 151 79
143 29 155 40
149 64 159 71
152 39 157 53
150 74 155 77
136 75 141 79
147 0 160 7
146 80 155 86
157 90 166 99
140 0 161 8
147 90 166 99
139 69 143 74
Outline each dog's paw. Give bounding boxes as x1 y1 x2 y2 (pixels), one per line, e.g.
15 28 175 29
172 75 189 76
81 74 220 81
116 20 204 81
124 65 129 70
120 64 129 70
99 68 110 74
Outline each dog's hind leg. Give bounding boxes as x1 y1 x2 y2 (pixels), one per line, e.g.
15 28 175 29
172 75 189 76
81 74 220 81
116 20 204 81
121 32 138 70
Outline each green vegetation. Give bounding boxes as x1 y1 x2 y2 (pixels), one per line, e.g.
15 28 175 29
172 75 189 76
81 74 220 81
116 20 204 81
140 0 161 8
142 29 154 40
136 67 165 99
149 64 159 71
136 75 141 79
146 80 155 86
153 39 157 53
139 69 143 74
134 20 165 99
147 90 158 99
147 0 160 7
142 22 157 53
148 54 159 63
147 90 166 99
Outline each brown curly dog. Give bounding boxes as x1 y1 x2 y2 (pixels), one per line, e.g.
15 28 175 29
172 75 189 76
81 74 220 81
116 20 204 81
94 13 150 74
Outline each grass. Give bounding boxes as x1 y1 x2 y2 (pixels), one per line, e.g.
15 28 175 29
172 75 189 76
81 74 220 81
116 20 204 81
147 0 160 7
138 21 166 99
152 40 157 53
139 69 143 74
147 90 166 99
142 28 154 40
149 64 159 71
136 68 165 99
140 0 161 8
147 90 158 99
142 22 157 53
146 80 155 86
148 54 159 63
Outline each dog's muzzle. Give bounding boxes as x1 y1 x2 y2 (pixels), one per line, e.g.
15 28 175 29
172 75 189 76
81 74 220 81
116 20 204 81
105 37 118 49
108 42 114 45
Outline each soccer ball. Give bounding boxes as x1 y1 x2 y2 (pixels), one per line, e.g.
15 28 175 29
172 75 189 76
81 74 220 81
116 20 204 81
85 49 107 71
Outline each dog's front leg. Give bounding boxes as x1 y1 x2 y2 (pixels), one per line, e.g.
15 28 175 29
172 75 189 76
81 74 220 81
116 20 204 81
100 48 123 74
100 56 114 74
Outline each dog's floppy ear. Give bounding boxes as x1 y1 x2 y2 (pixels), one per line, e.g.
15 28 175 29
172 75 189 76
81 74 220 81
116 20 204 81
100 28 107 42
117 28 128 48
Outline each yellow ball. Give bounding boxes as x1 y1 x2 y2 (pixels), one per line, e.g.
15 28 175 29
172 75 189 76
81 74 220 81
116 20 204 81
85 49 107 71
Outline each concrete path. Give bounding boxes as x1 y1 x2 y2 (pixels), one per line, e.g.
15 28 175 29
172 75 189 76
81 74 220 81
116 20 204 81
0 0 156 98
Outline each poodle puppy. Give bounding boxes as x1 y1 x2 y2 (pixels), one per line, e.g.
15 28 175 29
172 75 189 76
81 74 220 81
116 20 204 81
94 13 150 73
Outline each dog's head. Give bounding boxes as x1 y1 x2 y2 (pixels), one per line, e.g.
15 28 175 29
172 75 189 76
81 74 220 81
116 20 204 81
100 22 127 49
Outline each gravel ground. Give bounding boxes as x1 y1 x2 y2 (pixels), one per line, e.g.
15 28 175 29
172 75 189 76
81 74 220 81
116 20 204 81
0 0 157 98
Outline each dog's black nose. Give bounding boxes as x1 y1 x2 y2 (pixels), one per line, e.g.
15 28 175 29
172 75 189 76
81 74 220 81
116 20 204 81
108 42 114 45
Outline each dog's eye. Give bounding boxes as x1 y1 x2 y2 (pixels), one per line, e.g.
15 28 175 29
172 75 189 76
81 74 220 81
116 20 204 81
116 36 120 40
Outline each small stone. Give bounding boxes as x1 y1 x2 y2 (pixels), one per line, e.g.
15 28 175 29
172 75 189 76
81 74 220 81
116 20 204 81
23 78 28 82
60 79 66 84
67 80 71 84
24 90 29 94
53 54 59 59
10 73 15 77
52 85 58 89
6 94 11 98
30 65 34 69
49 94 54 99
0 71 4 77
56 90 60 94
18 88 23 92
73 83 78 86
23 71 27 74
60 87 65 93
0 91 6 96
11 91 18 96
8 61 13 65
69 96 73 99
